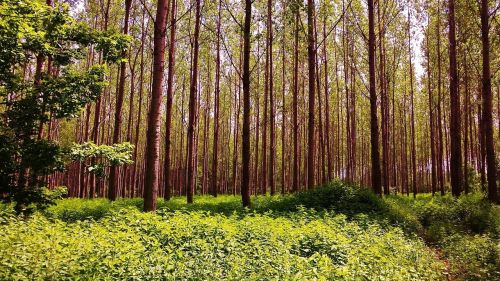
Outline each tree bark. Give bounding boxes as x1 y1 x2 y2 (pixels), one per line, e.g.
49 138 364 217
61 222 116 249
368 0 382 194
307 0 316 189
480 0 497 202
241 0 252 207
447 0 462 197
164 0 177 201
109 0 133 201
186 0 202 204
143 0 169 212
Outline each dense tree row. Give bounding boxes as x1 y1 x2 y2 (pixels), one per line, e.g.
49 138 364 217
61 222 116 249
5 0 498 211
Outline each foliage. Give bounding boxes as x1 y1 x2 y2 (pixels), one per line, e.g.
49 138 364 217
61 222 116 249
0 0 130 214
384 193 500 280
0 208 443 280
1 182 498 280
69 142 134 178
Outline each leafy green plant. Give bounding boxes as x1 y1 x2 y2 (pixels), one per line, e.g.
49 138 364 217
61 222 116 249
0 0 130 214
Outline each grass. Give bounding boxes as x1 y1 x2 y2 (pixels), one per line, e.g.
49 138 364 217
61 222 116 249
0 181 498 280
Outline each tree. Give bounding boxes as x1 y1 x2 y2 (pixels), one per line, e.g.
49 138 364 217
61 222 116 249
479 0 497 202
212 0 222 197
241 0 252 208
109 0 133 201
447 0 462 197
307 0 316 189
368 0 382 194
164 0 177 201
268 0 276 195
186 0 202 204
143 0 169 211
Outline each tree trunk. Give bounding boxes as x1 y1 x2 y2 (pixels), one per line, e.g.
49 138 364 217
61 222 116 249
211 0 221 197
480 0 497 202
241 0 252 207
164 0 177 200
186 0 201 204
448 0 462 197
307 0 316 189
143 0 169 212
292 10 299 192
268 0 276 195
109 0 133 201
368 0 382 194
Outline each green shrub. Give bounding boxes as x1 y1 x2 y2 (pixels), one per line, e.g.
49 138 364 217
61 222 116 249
0 208 444 280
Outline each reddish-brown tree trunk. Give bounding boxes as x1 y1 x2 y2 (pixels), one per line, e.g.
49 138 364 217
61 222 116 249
241 0 252 207
163 0 177 200
292 10 299 192
268 0 276 195
368 0 382 194
307 0 316 189
480 0 497 202
143 0 169 211
109 0 133 201
186 0 201 204
448 0 462 197
426 26 437 195
211 0 221 197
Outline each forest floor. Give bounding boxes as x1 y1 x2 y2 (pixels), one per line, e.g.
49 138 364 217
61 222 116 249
0 182 498 280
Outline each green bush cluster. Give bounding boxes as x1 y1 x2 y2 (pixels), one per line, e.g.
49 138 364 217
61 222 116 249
0 208 443 280
384 193 500 280
1 183 498 280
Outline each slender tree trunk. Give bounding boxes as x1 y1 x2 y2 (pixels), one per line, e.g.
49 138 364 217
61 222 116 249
378 1 389 195
448 0 462 197
307 0 316 189
241 0 252 207
368 0 382 194
323 15 332 182
436 1 445 195
186 0 201 204
408 7 417 198
480 0 497 202
109 0 133 201
143 0 169 212
267 0 276 195
164 0 177 200
292 10 299 192
426 26 437 196
211 0 221 197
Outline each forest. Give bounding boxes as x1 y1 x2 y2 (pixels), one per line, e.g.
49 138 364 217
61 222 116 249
0 0 499 279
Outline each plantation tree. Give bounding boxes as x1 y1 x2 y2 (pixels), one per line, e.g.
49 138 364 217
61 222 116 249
447 0 462 197
368 0 382 194
479 0 497 202
186 0 202 204
144 0 169 211
241 0 252 207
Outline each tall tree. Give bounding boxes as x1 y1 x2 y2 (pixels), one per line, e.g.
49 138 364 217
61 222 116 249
368 0 382 194
186 0 202 204
292 8 299 192
211 0 222 197
268 0 276 195
143 0 169 212
109 0 133 201
164 0 177 200
480 0 497 202
447 0 462 197
307 0 316 189
241 0 252 207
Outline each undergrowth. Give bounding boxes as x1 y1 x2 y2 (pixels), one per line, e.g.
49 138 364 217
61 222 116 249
1 181 498 280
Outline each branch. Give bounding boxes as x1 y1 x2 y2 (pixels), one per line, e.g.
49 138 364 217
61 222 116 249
316 0 354 48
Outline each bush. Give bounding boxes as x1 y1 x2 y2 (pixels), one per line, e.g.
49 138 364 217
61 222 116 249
0 209 443 280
